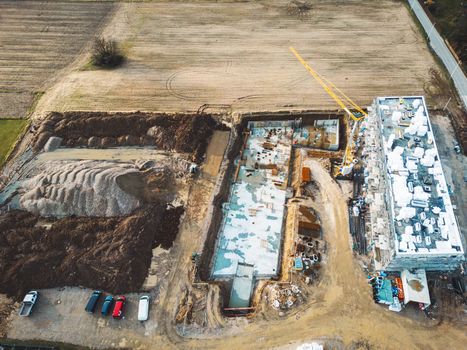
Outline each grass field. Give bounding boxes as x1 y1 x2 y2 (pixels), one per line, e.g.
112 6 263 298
0 119 28 166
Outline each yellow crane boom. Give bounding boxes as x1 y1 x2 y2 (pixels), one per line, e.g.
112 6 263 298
289 47 368 175
289 47 367 121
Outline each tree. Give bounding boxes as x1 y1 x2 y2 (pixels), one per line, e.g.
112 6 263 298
91 38 124 68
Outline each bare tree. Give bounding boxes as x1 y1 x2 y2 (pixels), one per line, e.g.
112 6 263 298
91 38 124 68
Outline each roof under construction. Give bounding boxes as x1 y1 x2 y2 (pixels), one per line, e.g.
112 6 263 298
211 121 294 278
364 96 464 271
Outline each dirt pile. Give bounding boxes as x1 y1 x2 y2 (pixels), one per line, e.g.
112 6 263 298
17 160 141 217
0 205 184 299
33 112 225 162
116 168 175 203
0 294 14 338
3 161 176 218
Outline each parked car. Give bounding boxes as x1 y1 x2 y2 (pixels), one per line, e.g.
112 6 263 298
138 295 150 321
85 290 102 313
112 295 126 319
19 291 38 317
101 295 114 316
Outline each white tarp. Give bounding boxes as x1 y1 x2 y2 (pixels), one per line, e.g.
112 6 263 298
401 269 431 306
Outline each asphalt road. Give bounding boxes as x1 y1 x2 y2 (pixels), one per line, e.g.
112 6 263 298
408 0 467 110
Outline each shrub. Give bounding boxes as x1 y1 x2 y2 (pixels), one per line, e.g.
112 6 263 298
91 38 124 68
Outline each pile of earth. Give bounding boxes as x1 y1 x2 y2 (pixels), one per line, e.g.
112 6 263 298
0 204 184 299
33 112 227 163
2 161 176 218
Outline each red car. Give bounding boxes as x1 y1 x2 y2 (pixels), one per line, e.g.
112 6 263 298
112 296 126 319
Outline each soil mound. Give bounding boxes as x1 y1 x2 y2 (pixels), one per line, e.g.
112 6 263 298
33 112 224 162
116 168 174 203
18 160 141 217
0 205 184 299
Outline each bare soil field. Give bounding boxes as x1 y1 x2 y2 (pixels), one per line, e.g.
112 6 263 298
0 205 183 299
0 1 114 118
0 111 223 297
0 111 228 347
34 0 445 118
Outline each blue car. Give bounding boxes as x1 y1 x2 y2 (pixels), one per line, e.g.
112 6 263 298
101 295 114 316
85 290 102 313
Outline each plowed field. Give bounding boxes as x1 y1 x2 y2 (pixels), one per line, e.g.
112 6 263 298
0 1 113 118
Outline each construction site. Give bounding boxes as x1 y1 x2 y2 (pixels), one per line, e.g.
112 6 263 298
0 1 466 349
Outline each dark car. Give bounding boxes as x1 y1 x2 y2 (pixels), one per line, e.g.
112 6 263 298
101 295 114 316
112 295 126 319
85 290 102 313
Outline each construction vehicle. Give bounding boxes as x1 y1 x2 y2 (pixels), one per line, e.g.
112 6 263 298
289 47 368 176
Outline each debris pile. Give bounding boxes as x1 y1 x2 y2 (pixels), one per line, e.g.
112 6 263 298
175 285 210 327
0 205 184 299
297 205 321 238
293 241 322 275
368 272 404 312
265 284 304 311
428 273 466 322
32 112 224 162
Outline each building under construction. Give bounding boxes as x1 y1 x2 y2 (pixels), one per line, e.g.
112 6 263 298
362 96 464 271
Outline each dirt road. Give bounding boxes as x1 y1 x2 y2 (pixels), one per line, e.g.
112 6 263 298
172 160 466 349
33 0 442 118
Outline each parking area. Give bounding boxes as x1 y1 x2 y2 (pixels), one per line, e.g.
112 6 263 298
7 288 155 349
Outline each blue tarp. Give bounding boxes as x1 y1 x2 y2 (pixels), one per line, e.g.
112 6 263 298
294 257 303 270
377 279 394 304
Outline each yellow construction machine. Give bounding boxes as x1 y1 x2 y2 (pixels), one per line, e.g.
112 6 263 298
289 47 367 176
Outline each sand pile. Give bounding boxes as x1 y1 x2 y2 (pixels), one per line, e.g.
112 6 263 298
33 112 224 162
1 160 177 218
0 205 184 299
17 160 140 217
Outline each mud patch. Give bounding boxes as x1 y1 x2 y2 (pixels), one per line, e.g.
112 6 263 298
0 205 184 300
116 168 175 203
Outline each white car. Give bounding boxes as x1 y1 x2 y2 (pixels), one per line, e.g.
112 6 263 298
138 295 150 321
19 291 38 317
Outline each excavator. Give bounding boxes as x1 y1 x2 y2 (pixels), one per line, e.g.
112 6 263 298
289 47 368 177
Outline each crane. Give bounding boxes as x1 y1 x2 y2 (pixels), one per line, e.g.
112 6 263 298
289 47 368 176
